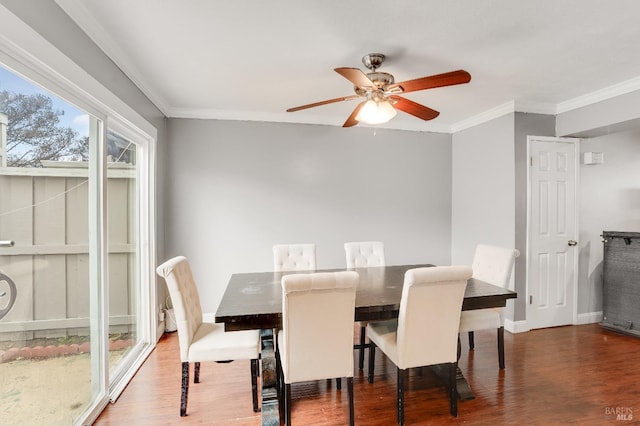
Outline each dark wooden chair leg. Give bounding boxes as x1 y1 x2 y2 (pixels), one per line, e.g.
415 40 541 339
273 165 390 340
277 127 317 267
358 325 366 370
468 331 475 350
336 377 342 390
194 361 200 383
275 347 285 423
397 367 406 425
368 342 376 384
285 383 292 426
251 358 260 412
347 377 354 426
180 362 189 417
449 362 458 417
498 326 505 369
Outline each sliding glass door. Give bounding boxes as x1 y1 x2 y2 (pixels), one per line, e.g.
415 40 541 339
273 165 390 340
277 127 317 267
0 60 155 425
105 127 152 396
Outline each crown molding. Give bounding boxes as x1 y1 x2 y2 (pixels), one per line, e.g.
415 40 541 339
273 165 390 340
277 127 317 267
450 101 515 133
514 100 558 115
0 3 156 137
556 75 640 114
167 107 453 133
54 0 171 116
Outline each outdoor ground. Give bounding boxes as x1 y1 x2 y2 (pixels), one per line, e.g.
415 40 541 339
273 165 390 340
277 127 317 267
1 354 92 425
0 338 129 426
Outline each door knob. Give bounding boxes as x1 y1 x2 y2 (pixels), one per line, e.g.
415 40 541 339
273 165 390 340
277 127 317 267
568 240 578 246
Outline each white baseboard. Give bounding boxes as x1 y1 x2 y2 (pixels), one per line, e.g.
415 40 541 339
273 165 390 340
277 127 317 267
505 319 530 334
156 322 165 342
504 311 603 334
576 311 603 325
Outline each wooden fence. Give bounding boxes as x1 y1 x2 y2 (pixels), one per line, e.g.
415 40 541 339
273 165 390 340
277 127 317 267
0 163 136 341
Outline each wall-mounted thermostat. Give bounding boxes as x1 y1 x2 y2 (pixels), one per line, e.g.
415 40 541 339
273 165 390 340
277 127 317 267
583 151 604 165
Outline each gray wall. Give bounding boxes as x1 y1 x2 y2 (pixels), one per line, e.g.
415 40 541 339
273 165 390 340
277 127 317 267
556 87 640 319
166 119 453 312
451 113 516 265
578 129 640 315
452 112 557 325
557 89 640 138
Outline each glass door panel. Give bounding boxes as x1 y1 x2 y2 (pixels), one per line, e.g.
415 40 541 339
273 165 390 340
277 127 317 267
105 129 143 383
0 64 98 425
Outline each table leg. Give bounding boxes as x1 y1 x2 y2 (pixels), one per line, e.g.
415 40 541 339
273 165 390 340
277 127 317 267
259 329 280 425
430 364 475 401
432 335 475 401
454 367 475 401
455 334 474 400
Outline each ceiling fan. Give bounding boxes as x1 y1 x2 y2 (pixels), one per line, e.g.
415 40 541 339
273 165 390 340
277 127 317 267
286 53 471 127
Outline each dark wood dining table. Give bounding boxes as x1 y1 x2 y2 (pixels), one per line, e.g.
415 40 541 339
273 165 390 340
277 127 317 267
215 264 517 425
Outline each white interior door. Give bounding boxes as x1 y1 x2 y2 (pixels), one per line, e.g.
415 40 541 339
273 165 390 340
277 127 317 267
527 136 578 329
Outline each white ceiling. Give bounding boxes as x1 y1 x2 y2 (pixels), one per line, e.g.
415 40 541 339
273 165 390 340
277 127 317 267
56 0 640 133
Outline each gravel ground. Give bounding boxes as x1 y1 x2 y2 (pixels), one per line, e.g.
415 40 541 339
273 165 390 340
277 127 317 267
1 354 91 425
0 351 125 425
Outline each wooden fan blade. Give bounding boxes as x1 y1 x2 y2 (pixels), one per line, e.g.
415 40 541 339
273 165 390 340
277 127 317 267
343 101 366 127
287 95 360 112
335 67 377 89
387 70 471 94
391 96 440 121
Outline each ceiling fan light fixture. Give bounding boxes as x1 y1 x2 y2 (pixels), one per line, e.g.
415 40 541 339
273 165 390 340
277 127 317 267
286 53 470 127
355 98 397 124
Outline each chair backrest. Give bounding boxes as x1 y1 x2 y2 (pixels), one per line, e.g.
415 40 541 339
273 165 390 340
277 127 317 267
344 241 386 268
156 256 203 362
396 265 472 369
280 271 359 382
273 244 316 271
472 244 519 290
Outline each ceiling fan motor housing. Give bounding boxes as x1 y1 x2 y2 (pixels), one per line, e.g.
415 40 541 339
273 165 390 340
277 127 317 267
367 72 394 86
355 71 395 96
362 53 386 71
360 53 394 92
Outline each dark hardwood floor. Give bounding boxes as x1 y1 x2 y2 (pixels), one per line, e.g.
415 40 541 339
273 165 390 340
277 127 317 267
95 324 639 425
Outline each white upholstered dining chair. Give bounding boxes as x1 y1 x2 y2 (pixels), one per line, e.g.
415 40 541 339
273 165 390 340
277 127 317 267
458 244 519 369
367 265 472 424
344 241 386 369
276 271 359 426
156 256 261 417
273 243 317 272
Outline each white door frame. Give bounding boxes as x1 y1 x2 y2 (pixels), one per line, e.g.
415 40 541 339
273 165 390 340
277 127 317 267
526 135 580 329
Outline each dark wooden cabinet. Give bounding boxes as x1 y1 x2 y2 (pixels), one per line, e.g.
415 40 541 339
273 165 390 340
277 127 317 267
602 231 640 337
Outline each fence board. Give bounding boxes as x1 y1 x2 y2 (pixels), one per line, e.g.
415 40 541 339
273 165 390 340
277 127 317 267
0 169 136 341
34 177 66 244
66 177 88 245
109 253 130 317
66 253 90 320
34 254 67 338
108 178 130 244
0 175 33 244
0 255 35 340
110 253 132 334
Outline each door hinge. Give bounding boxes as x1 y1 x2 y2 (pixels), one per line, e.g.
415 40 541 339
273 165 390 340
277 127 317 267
529 295 533 304
530 156 533 166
